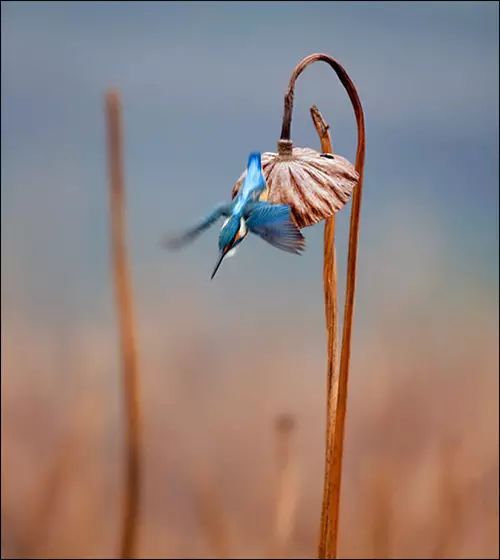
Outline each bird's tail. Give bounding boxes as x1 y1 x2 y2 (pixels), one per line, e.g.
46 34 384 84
247 152 262 181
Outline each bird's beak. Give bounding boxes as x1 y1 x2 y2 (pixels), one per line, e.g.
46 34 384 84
210 250 226 280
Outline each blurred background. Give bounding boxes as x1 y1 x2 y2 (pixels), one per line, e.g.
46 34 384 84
1 1 498 558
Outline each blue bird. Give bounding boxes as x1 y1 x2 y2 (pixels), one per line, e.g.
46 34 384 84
164 152 305 279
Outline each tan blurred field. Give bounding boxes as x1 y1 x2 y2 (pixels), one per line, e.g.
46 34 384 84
1 292 498 558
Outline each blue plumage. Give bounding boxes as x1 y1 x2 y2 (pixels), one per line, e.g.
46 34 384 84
163 152 305 278
233 152 266 213
245 203 305 255
218 215 241 251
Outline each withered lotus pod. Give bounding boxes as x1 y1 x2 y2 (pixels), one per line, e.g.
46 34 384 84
234 53 366 560
232 53 362 230
231 140 358 229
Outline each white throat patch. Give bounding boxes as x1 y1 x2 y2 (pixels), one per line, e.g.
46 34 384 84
238 217 248 237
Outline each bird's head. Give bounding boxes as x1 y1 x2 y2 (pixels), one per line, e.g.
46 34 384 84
211 215 248 279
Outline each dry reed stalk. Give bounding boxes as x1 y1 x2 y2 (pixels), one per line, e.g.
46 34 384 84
276 53 366 558
368 463 393 559
272 414 299 558
431 440 462 558
191 466 232 558
20 441 73 557
105 90 142 559
309 105 340 556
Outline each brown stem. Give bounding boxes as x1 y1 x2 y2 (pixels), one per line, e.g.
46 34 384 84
280 54 366 559
105 90 142 559
431 440 462 558
368 463 393 559
192 468 232 559
272 414 299 559
310 105 339 557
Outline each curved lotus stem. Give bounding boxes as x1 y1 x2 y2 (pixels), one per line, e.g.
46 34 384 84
279 54 366 559
310 105 340 557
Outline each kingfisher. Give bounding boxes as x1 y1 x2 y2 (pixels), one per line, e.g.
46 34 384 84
164 152 305 279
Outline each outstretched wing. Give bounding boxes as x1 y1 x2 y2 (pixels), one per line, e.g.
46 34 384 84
162 203 230 250
245 202 305 254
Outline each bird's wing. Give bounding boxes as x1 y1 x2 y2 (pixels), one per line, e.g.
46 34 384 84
245 202 305 254
162 203 230 250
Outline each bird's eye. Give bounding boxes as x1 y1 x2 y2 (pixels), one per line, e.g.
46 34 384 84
320 153 335 159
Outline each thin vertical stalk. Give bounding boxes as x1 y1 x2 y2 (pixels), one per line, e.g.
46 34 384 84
105 90 142 559
279 54 366 558
432 440 461 558
272 414 299 558
192 467 232 559
369 465 393 558
309 105 339 556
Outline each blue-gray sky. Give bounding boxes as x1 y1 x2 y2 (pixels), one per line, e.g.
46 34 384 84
2 1 498 332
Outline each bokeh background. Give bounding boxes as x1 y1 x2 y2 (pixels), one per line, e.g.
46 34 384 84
1 1 498 558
